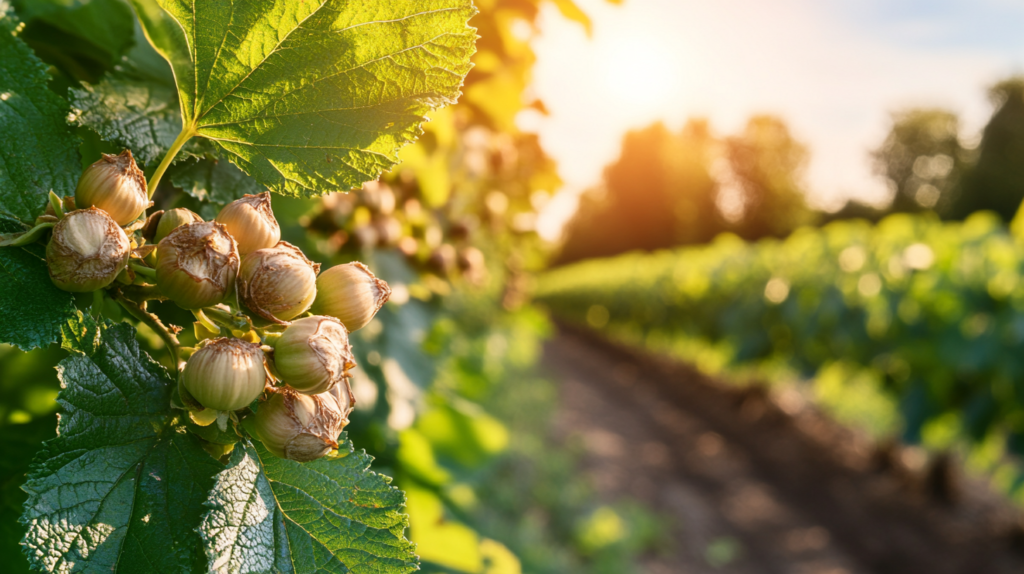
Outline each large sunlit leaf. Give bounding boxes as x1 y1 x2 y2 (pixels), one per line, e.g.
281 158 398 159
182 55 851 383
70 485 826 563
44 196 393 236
0 7 81 223
129 0 478 197
20 323 224 573
201 439 417 574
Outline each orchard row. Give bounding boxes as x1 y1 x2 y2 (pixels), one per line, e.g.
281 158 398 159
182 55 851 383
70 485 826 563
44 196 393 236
539 213 1024 476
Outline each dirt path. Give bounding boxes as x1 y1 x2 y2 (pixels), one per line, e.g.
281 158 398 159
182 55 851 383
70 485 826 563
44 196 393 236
544 325 1024 574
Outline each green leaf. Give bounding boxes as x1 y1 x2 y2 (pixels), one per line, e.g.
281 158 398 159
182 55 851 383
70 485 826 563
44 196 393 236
59 309 102 355
21 323 224 573
0 218 77 351
169 155 263 218
14 0 135 65
0 8 81 223
70 69 181 166
69 18 202 166
201 439 417 574
129 0 478 197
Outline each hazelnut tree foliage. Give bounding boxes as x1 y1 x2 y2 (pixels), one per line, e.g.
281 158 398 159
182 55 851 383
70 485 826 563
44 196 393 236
0 0 478 572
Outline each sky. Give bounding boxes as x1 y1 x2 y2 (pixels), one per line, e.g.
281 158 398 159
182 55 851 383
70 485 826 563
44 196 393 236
522 0 1024 239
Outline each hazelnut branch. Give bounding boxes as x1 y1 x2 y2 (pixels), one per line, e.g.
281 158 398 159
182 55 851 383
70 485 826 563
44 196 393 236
120 284 165 301
113 290 182 368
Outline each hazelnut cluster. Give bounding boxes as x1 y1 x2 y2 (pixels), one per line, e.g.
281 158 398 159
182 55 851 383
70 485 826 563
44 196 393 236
312 180 488 284
40 150 391 462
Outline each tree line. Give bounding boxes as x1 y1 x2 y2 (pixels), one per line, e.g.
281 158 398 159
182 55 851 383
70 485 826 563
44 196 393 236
557 77 1024 264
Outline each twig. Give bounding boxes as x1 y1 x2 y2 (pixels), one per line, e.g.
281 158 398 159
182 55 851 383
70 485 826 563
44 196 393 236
120 284 165 302
113 290 182 368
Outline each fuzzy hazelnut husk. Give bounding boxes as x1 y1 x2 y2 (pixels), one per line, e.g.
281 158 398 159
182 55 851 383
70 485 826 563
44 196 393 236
253 384 352 462
156 221 239 309
310 262 390 332
154 208 203 243
181 338 267 412
428 244 457 275
374 216 402 246
238 242 319 323
215 192 280 255
74 150 148 226
46 208 131 292
273 316 356 395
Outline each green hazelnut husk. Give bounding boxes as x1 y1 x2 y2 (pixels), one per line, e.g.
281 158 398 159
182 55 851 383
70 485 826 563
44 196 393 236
154 208 203 243
310 262 390 332
238 242 319 323
273 316 355 395
181 337 267 412
46 207 131 292
216 192 280 255
156 221 239 309
74 150 148 226
253 384 352 462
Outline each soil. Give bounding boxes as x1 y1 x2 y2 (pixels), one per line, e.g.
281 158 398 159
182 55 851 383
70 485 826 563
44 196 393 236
544 324 1024 574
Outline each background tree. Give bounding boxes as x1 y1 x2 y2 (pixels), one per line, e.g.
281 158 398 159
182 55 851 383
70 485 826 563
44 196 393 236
724 115 812 240
872 109 966 215
670 119 722 245
557 120 722 263
818 199 890 225
952 77 1024 221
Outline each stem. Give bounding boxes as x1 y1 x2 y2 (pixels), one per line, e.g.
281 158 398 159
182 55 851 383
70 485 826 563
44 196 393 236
0 222 54 247
202 306 252 331
121 284 164 301
129 262 157 279
92 290 105 319
147 126 194 198
114 291 181 368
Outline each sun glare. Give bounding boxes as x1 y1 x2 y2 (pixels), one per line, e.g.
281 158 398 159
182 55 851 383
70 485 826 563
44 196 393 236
600 37 682 109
